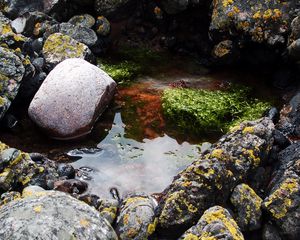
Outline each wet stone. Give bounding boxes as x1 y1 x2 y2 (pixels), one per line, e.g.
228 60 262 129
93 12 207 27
179 206 244 240
230 183 263 231
0 190 118 240
54 179 88 195
116 194 158 240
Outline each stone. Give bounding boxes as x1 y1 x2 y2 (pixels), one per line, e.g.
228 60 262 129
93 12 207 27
59 22 98 47
210 0 297 46
161 0 189 14
262 223 282 240
28 58 117 139
42 33 93 69
263 142 300 239
179 206 244 240
157 118 274 236
68 14 95 28
115 194 157 240
230 183 263 231
95 16 111 36
0 190 118 240
54 179 88 194
0 96 10 120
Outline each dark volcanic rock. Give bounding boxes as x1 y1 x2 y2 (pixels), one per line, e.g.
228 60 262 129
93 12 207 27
0 190 118 239
179 206 244 239
28 58 116 140
157 118 274 236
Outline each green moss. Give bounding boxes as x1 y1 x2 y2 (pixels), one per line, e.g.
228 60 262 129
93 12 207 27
99 60 142 84
162 86 271 134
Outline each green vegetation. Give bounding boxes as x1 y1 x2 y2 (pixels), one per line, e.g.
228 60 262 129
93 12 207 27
162 86 271 134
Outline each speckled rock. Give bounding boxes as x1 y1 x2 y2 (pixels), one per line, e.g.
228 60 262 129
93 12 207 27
262 223 282 240
262 142 300 239
0 190 118 240
0 96 10 120
210 0 297 46
59 22 98 47
95 16 111 36
157 118 274 236
115 194 157 240
94 0 136 19
28 58 117 139
230 183 263 231
68 14 95 28
276 92 300 139
179 206 244 240
42 33 93 69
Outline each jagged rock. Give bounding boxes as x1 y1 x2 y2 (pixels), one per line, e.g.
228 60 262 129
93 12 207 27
115 194 157 240
28 58 116 139
42 33 93 69
263 142 300 239
157 118 274 236
210 0 297 46
230 183 263 231
0 190 118 239
179 206 244 240
68 14 95 28
276 92 300 139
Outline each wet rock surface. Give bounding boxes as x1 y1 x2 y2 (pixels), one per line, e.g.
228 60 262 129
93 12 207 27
28 58 116 139
0 189 118 240
179 206 244 240
157 118 274 236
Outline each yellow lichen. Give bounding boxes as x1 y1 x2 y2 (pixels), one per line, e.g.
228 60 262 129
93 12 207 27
183 233 200 240
123 214 130 225
147 217 158 235
263 9 273 20
33 205 42 213
222 0 234 8
242 126 254 134
210 149 224 159
253 11 261 19
79 219 90 227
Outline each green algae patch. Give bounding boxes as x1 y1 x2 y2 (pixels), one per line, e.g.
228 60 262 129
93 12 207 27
100 60 142 84
162 86 271 134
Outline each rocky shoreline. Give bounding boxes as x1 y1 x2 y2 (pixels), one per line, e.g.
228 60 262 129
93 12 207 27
1 0 300 239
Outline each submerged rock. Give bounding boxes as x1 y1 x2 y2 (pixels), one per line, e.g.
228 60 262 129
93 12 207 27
230 183 263 231
42 33 93 69
0 190 118 240
179 206 244 240
157 118 274 236
28 58 117 139
115 194 157 240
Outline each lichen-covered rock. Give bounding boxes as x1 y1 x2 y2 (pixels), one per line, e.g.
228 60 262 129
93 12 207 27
0 96 10 120
157 118 274 236
179 206 244 240
210 0 297 46
0 191 21 205
28 58 117 139
59 22 98 47
42 33 93 69
262 142 300 239
95 16 111 36
0 190 118 240
68 14 95 28
276 92 300 139
94 0 136 19
230 183 263 231
115 194 157 240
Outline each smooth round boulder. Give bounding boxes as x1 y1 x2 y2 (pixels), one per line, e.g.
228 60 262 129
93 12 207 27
28 58 116 140
0 190 118 240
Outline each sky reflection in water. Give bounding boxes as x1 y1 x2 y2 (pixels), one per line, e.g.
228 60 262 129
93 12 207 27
70 112 200 198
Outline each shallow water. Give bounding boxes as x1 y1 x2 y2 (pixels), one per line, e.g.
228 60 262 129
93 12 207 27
70 112 200 198
0 52 283 198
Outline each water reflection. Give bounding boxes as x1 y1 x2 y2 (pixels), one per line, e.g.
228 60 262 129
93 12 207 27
70 112 200 198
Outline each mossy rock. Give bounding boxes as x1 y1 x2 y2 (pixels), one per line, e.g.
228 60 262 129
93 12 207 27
162 86 271 134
